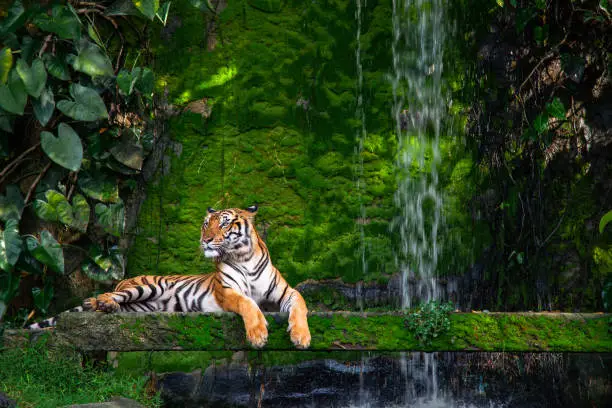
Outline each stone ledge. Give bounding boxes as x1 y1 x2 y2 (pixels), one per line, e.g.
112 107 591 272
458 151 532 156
2 312 610 352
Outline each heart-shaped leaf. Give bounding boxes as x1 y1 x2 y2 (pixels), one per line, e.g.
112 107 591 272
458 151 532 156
532 113 549 134
45 54 71 81
0 48 13 84
78 172 119 202
132 0 160 20
34 190 89 232
95 200 124 237
16 58 47 98
72 40 114 78
71 194 90 232
133 67 154 95
57 83 108 121
0 185 24 221
25 230 64 274
0 69 27 115
0 218 22 271
32 87 55 126
32 284 54 314
32 5 81 40
41 123 83 171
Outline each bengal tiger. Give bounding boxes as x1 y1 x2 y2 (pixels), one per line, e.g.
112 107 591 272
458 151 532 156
28 206 311 349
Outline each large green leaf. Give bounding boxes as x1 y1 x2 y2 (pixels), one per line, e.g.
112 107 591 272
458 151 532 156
0 218 22 271
134 67 154 95
78 172 119 202
32 5 81 40
32 87 55 126
0 185 24 221
117 68 138 95
32 284 54 314
532 113 549 135
34 190 89 232
110 139 144 170
600 210 612 234
95 200 124 237
57 83 108 121
132 0 160 20
71 194 90 232
0 48 13 84
0 1 25 38
545 97 566 120
25 230 64 274
82 245 124 281
0 69 27 115
16 58 47 98
40 123 83 171
45 54 71 81
72 40 114 78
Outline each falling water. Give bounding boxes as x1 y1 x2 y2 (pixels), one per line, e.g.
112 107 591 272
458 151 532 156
391 0 446 309
354 0 368 280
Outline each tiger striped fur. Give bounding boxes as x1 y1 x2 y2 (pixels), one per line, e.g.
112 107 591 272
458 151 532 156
28 206 311 349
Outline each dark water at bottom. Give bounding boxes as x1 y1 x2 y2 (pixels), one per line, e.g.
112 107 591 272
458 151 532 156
155 352 611 408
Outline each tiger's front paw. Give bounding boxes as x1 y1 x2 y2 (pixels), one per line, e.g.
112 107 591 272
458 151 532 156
246 322 268 349
93 295 120 313
289 325 311 349
83 297 97 311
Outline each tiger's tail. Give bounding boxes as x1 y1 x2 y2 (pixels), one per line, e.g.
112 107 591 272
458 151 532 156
26 306 86 330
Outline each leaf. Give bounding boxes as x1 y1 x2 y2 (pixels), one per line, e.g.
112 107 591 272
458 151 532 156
45 54 71 81
15 252 44 275
16 58 47 98
532 113 549 134
0 219 22 271
41 123 83 171
32 284 54 314
95 200 124 237
134 67 154 95
78 172 119 202
156 1 172 25
0 69 27 115
535 0 546 9
72 40 114 78
0 185 24 221
132 0 160 20
117 68 137 95
57 83 108 121
0 48 13 84
32 5 81 40
87 24 105 50
32 87 55 126
25 230 64 274
600 210 612 234
82 245 124 281
71 194 90 233
545 97 565 120
0 1 25 38
110 139 144 170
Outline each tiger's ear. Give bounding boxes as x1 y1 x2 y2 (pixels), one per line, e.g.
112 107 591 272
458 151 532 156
245 205 258 215
207 207 216 214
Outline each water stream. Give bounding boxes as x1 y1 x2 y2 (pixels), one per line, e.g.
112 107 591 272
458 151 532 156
392 0 447 309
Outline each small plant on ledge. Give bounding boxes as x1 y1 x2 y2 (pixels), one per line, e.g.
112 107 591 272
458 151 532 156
404 301 454 346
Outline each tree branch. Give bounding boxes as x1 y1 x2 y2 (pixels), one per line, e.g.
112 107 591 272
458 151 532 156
24 161 52 205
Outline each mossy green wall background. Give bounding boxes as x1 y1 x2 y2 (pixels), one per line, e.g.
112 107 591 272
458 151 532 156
128 0 404 285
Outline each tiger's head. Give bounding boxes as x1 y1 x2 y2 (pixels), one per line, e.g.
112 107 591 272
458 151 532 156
200 206 259 259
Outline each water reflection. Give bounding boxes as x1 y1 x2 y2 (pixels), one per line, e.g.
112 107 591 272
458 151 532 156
152 352 611 407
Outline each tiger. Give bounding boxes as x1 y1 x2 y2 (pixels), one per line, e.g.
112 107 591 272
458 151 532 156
28 206 311 349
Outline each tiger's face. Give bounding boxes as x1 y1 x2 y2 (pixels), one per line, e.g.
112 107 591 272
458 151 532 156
200 206 258 259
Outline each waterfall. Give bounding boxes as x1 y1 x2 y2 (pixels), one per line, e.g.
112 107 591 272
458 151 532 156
355 0 368 281
391 0 446 309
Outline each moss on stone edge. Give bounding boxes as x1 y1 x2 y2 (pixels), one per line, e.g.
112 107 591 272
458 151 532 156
17 312 611 352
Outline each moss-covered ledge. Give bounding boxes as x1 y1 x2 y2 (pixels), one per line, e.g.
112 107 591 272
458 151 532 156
3 312 611 352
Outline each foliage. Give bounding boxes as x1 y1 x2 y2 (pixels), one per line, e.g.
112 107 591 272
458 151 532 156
0 0 182 323
0 339 161 408
404 302 454 346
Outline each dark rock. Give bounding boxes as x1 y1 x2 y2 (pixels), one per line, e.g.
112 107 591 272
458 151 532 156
0 392 16 408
